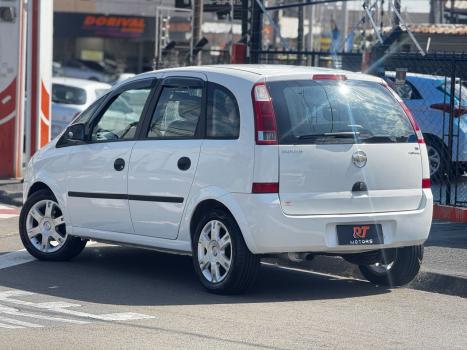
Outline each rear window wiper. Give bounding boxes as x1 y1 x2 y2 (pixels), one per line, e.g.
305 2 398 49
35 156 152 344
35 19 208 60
297 132 360 140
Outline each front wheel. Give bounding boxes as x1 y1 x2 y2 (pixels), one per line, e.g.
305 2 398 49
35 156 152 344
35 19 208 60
359 245 423 287
192 209 260 294
19 189 87 261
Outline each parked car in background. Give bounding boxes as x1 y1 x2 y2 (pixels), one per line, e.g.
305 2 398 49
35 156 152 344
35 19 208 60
51 77 111 138
59 59 114 83
384 72 467 179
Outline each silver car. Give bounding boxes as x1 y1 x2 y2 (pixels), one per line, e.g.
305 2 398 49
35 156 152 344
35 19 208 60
51 77 111 138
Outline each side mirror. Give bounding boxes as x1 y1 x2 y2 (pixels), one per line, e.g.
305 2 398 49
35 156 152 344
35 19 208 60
66 123 86 142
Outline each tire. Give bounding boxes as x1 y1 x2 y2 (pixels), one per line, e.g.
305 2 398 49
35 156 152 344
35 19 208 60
359 245 423 287
425 138 447 181
19 189 87 261
192 208 260 294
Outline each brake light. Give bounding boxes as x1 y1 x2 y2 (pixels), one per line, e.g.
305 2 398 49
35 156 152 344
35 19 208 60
252 82 278 145
252 182 279 193
312 74 347 81
422 178 431 189
430 103 467 117
383 82 424 144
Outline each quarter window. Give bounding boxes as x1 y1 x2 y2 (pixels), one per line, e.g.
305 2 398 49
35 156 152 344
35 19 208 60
91 88 151 141
207 83 240 139
147 86 202 138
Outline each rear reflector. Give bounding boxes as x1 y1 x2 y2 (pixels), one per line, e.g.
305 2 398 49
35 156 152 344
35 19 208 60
312 74 347 81
422 178 431 189
252 83 278 145
252 182 279 193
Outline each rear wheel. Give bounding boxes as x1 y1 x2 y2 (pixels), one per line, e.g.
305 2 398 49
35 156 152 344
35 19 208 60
19 189 87 261
359 245 423 287
192 209 260 294
426 138 447 180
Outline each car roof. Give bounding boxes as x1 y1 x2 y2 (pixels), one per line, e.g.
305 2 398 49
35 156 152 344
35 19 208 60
122 65 383 86
385 71 445 82
52 76 112 89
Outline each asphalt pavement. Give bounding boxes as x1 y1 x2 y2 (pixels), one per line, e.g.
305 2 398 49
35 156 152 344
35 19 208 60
0 209 466 349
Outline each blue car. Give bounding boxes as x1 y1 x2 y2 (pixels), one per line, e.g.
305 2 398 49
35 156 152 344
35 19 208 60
385 72 466 178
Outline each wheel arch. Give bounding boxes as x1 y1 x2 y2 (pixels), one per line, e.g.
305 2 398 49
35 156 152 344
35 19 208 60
27 181 54 198
178 189 258 254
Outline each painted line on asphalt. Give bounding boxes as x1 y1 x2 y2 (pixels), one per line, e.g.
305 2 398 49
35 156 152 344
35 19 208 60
0 204 20 219
262 262 366 282
0 250 35 271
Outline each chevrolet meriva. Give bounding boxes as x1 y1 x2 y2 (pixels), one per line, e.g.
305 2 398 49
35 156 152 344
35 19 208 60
20 65 433 294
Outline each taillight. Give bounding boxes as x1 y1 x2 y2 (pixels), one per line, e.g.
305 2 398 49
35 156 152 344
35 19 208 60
312 74 347 81
252 182 279 193
422 178 431 189
430 103 467 117
383 82 424 144
252 82 277 145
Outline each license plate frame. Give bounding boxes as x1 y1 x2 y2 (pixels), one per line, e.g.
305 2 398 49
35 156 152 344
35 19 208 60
336 224 384 246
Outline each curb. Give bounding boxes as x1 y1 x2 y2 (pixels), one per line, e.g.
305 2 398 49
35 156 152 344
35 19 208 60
433 204 467 223
270 255 467 298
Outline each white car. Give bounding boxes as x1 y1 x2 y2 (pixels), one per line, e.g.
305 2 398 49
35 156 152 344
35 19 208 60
21 65 433 294
51 77 111 138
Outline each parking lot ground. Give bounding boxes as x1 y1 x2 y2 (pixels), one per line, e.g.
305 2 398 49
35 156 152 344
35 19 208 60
0 214 466 349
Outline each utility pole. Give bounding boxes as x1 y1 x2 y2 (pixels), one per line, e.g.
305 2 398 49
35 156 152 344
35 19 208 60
307 3 314 52
250 0 263 63
393 0 401 27
297 0 304 63
192 0 204 65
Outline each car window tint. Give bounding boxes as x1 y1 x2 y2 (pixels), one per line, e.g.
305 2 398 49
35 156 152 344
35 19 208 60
385 78 422 100
72 96 104 125
91 88 151 141
207 84 240 139
52 84 87 105
268 80 416 144
147 86 202 138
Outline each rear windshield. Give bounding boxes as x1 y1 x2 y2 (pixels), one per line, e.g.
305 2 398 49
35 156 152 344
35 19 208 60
267 79 417 144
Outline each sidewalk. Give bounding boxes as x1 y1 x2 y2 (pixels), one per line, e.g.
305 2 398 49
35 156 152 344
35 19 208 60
0 179 23 207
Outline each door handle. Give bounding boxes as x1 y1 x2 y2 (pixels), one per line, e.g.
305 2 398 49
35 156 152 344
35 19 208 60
177 157 191 171
114 158 125 171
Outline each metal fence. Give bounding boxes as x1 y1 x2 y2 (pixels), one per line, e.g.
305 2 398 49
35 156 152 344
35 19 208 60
255 50 466 207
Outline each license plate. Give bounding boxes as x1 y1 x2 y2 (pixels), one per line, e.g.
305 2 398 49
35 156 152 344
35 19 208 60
336 224 383 245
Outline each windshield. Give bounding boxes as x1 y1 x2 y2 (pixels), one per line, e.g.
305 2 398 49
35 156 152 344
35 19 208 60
52 84 87 105
267 79 417 144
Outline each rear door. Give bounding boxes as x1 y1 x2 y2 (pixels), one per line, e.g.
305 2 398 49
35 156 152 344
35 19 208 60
267 78 423 215
127 74 206 239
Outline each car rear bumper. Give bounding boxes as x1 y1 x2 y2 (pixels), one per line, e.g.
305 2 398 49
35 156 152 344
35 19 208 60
231 190 433 255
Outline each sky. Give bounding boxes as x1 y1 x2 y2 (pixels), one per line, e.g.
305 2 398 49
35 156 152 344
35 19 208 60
347 0 431 13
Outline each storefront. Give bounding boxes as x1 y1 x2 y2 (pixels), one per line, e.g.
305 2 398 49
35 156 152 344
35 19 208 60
54 12 156 74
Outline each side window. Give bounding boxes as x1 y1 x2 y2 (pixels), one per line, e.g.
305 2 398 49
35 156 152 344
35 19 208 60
91 88 151 141
72 96 105 125
147 85 202 138
386 78 421 100
207 83 240 139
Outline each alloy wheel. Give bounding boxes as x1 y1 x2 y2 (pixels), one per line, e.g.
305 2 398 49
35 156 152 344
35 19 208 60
427 144 441 176
26 199 67 253
197 220 232 283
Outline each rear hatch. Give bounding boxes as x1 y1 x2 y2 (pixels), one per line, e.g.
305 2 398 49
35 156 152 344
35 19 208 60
267 77 424 215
